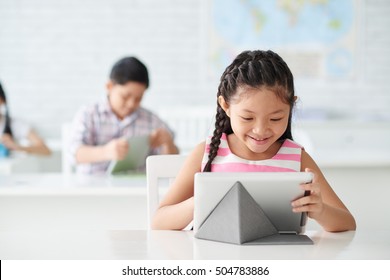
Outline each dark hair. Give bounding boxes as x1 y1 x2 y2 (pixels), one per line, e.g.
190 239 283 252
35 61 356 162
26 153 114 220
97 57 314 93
0 82 13 137
109 56 149 88
203 50 295 172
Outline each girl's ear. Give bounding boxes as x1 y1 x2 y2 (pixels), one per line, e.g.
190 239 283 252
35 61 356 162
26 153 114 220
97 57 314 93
218 96 230 117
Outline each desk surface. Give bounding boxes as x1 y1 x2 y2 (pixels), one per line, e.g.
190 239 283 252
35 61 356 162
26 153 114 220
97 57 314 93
0 173 149 231
1 170 390 260
0 229 388 260
0 173 147 195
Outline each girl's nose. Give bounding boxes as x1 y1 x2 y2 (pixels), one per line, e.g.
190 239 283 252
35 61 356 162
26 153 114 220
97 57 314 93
252 121 268 135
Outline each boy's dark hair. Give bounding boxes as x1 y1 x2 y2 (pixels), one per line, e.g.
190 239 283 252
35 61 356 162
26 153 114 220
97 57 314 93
109 56 149 88
0 81 13 137
203 50 295 172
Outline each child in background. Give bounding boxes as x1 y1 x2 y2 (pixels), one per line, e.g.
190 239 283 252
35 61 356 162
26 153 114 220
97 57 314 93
152 50 356 232
0 81 51 156
69 56 178 174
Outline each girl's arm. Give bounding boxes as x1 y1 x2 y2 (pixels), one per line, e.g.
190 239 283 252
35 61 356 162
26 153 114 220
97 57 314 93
292 150 356 232
25 130 52 155
151 142 205 230
2 130 51 156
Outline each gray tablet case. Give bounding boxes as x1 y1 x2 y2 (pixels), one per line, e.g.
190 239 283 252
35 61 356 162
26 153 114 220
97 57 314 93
195 181 313 245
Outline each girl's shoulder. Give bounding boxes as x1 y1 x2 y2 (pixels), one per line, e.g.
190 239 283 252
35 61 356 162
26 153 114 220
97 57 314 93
176 141 205 176
7 117 31 140
281 138 303 149
192 141 206 157
300 148 321 172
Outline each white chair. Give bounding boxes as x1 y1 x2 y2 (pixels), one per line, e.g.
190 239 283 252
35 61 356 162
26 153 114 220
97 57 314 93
146 154 187 229
156 106 214 154
61 122 74 174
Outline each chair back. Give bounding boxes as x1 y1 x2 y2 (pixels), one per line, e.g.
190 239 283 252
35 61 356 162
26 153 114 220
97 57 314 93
61 122 74 174
146 154 187 229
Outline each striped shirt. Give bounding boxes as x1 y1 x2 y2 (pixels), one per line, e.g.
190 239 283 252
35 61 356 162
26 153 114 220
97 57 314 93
69 100 173 174
201 133 302 172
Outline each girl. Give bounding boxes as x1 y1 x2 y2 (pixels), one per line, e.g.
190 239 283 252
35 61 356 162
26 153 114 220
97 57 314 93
0 82 51 156
152 50 356 232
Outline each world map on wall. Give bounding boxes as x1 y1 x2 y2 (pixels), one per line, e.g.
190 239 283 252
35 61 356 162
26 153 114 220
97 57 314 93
209 0 356 80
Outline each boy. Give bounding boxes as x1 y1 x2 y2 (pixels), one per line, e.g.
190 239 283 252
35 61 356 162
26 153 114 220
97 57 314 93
69 56 178 174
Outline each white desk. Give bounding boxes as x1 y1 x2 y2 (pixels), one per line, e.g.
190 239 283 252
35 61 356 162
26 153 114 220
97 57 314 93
1 167 390 260
0 173 148 230
0 154 40 174
0 173 146 195
0 229 388 260
1 166 390 232
0 149 62 174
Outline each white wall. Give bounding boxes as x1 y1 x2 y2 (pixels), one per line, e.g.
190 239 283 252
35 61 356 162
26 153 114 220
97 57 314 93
0 0 207 139
0 0 389 141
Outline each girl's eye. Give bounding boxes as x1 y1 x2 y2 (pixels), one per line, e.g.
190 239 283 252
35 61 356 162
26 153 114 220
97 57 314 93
240 116 253 121
270 118 283 122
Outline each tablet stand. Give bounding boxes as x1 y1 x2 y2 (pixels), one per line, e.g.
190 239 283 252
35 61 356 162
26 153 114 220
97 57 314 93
195 181 313 245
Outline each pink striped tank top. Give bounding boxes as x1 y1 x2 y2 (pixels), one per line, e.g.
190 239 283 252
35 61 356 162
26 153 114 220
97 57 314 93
201 133 302 172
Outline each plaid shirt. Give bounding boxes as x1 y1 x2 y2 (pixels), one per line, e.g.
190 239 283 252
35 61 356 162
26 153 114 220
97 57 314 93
68 100 173 174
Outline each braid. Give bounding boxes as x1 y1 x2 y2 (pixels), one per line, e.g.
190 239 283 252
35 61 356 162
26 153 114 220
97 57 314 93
203 105 228 172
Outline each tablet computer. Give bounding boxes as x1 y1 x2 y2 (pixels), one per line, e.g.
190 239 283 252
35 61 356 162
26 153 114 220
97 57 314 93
193 172 313 237
106 135 150 175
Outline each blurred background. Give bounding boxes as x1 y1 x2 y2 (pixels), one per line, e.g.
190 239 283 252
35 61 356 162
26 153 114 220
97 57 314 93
1 0 389 172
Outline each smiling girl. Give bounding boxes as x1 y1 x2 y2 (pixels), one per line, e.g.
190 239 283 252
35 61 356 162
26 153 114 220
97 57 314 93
152 50 356 232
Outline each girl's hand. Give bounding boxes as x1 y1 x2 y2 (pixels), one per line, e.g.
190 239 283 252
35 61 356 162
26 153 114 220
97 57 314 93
1 134 20 151
291 168 325 220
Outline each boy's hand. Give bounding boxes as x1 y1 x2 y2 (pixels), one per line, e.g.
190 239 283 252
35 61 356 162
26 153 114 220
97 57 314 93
104 138 129 160
291 168 325 220
149 128 174 149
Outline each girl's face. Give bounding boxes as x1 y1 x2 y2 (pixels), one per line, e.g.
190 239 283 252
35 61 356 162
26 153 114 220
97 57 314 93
219 87 291 159
107 81 146 120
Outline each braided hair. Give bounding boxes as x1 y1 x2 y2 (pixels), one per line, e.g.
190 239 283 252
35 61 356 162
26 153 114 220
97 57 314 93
203 50 295 172
0 82 12 137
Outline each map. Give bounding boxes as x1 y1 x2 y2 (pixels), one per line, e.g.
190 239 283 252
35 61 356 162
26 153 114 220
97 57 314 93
209 0 357 80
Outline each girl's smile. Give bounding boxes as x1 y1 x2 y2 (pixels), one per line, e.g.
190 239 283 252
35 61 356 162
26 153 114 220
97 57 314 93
247 135 270 146
219 86 290 159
